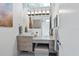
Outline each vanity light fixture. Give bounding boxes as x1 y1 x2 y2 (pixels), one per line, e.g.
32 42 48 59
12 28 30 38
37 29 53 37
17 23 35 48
31 11 34 14
28 11 30 14
42 10 45 13
38 10 41 13
47 10 49 13
35 11 38 14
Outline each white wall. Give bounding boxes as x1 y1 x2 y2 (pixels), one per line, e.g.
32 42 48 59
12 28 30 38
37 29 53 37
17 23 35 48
59 3 79 56
0 3 24 56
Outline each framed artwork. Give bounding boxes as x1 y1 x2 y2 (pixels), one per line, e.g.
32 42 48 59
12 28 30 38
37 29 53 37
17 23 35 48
0 3 13 27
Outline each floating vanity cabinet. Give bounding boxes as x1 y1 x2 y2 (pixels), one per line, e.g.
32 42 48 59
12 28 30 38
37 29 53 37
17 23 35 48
17 36 33 52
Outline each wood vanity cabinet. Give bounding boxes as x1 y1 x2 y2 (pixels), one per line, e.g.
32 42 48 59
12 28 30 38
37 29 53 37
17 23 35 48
17 36 33 52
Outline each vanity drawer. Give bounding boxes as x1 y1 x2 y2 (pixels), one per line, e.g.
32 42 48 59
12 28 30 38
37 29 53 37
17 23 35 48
17 36 32 40
17 39 32 43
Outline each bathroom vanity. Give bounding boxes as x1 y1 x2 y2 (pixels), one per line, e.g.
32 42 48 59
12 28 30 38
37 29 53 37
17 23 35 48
17 33 55 56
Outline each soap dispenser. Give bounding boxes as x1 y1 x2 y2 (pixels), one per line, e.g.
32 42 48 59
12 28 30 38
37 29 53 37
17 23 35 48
19 24 22 34
25 26 28 32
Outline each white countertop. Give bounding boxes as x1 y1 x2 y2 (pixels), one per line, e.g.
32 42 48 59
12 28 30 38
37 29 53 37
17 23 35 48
33 36 54 40
17 33 54 40
18 33 34 36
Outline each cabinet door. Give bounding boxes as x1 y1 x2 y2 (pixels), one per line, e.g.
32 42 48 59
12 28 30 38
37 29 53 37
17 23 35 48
17 36 33 52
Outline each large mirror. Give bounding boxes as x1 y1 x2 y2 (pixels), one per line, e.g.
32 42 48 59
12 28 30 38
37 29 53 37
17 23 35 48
23 3 50 37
